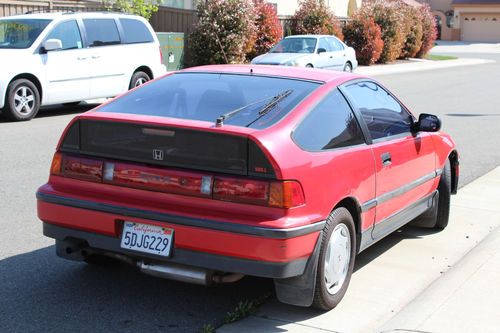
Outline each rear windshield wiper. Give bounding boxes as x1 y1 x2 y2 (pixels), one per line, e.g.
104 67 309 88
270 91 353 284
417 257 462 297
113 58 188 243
215 89 293 127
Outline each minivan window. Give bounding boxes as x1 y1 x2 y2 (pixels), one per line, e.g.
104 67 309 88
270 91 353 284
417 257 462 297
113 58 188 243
98 72 321 129
83 18 120 46
120 18 153 44
293 89 365 150
45 20 82 50
0 19 51 49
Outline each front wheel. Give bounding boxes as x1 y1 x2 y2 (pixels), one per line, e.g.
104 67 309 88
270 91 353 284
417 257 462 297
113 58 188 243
313 207 356 310
3 79 41 121
129 71 150 89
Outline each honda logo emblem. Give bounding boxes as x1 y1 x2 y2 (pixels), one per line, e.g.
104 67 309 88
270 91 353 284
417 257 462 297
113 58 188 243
153 149 164 161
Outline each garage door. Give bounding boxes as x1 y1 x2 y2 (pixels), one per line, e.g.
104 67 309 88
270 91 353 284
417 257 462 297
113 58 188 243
461 13 500 42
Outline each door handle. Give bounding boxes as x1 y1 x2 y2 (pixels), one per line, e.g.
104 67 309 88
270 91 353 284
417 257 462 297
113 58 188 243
77 57 87 60
92 55 100 59
381 152 392 166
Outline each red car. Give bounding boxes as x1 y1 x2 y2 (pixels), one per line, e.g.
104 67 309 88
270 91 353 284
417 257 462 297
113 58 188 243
37 65 459 310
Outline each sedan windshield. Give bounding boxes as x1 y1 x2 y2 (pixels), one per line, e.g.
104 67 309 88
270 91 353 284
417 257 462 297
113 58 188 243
98 72 321 129
270 38 317 54
0 19 51 49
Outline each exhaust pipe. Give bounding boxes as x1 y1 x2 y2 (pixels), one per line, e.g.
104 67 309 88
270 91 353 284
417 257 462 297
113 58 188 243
138 261 244 285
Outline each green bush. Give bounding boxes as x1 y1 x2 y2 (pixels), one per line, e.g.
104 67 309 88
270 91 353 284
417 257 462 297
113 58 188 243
357 0 407 63
400 5 424 59
247 0 283 59
291 0 343 40
343 14 384 65
189 0 256 66
416 3 437 58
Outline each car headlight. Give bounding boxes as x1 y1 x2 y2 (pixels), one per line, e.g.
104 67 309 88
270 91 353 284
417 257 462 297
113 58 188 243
283 60 298 66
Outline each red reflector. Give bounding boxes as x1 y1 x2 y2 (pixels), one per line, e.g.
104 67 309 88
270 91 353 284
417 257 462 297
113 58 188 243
61 155 103 182
107 162 213 197
213 177 270 205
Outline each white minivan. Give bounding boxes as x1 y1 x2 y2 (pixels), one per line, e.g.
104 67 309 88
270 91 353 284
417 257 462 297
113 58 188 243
0 12 166 121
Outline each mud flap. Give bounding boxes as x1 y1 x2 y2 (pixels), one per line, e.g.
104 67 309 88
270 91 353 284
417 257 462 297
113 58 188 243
273 232 323 307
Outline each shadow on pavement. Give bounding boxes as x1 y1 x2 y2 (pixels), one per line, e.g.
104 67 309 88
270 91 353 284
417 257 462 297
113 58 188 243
0 246 273 333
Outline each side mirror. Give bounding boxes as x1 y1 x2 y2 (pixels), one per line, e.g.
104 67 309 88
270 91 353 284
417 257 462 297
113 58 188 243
317 48 327 54
42 39 62 53
415 113 441 132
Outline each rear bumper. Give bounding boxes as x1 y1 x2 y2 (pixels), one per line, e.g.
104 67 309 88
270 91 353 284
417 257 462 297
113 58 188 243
37 191 323 278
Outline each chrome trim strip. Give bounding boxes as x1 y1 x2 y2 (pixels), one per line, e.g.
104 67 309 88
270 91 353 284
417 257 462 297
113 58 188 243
360 170 440 212
37 192 325 239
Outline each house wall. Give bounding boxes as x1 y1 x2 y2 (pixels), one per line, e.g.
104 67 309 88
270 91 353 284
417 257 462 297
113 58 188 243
419 0 453 12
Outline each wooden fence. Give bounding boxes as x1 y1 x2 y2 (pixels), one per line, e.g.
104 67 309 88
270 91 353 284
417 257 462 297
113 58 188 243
0 0 102 17
150 7 197 34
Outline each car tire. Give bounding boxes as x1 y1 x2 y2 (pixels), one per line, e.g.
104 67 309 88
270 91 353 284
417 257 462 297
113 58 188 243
306 64 314 68
312 207 356 310
129 71 150 89
3 79 40 121
434 159 451 229
343 62 352 72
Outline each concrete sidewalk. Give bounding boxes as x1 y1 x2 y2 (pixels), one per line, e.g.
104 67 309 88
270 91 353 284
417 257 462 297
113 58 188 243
355 57 493 76
218 166 500 333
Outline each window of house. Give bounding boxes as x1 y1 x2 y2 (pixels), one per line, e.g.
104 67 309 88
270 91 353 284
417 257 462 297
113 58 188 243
343 81 413 140
83 18 120 47
292 89 365 150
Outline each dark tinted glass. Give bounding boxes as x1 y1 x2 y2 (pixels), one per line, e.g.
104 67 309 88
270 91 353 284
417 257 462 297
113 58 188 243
46 20 82 50
0 19 51 49
293 89 365 150
119 18 153 43
98 73 320 129
83 18 120 46
344 81 413 140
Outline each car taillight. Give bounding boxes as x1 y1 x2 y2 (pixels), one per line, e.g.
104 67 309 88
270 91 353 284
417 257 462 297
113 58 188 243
50 153 305 209
159 46 163 64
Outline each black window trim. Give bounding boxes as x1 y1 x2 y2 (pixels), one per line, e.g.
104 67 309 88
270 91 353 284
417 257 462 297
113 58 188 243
290 87 369 153
338 78 417 144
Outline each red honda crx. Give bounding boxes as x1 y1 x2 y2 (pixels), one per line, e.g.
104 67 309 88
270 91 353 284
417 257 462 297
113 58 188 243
37 65 459 310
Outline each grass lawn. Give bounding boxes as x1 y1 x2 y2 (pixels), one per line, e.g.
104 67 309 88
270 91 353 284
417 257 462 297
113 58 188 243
425 54 458 61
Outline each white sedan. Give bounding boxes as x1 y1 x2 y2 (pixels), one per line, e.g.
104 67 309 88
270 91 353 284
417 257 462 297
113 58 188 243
251 35 358 72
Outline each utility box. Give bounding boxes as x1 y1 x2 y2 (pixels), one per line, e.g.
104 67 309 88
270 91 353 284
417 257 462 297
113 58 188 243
156 32 185 71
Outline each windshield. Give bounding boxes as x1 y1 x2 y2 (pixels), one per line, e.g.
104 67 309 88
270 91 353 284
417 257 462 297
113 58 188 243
270 38 317 54
0 19 51 49
98 72 321 129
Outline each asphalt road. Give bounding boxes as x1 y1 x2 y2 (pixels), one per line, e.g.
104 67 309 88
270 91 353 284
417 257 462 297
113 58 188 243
1 52 499 332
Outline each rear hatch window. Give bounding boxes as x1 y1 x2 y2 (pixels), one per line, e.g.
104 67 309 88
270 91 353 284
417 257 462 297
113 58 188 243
97 72 321 129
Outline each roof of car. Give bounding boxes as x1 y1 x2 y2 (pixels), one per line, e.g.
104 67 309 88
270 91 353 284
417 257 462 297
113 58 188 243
1 11 138 21
181 64 365 85
285 35 337 39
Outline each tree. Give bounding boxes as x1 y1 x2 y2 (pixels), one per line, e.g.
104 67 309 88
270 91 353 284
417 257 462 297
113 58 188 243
291 0 343 40
247 0 283 59
102 0 161 20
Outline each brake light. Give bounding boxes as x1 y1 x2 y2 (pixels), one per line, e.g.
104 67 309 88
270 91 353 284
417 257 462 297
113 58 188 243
61 155 103 182
159 46 163 64
213 177 270 206
50 152 62 175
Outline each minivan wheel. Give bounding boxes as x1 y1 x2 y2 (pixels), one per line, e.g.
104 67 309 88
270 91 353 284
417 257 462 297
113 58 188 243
3 79 40 121
313 207 356 310
129 71 150 89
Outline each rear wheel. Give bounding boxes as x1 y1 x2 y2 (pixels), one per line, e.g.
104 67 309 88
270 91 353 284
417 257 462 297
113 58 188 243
312 207 356 310
306 64 314 68
3 79 40 121
129 71 150 89
343 62 353 72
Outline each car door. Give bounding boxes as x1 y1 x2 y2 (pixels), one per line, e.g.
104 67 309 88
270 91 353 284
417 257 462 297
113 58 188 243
315 37 334 69
327 37 347 70
82 18 127 98
342 81 437 239
41 19 91 104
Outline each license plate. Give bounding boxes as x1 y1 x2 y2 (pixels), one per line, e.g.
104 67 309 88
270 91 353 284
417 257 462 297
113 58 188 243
120 222 173 257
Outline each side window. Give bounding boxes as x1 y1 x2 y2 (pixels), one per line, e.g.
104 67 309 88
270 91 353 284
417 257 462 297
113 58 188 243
329 37 344 51
344 81 413 140
119 18 154 44
318 38 331 52
83 19 120 47
293 89 365 150
45 20 82 50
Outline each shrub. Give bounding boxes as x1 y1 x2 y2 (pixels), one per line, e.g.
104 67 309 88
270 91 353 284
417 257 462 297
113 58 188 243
343 14 384 65
291 0 343 40
102 0 160 20
357 0 407 63
247 0 283 59
399 5 424 59
416 3 437 58
188 0 256 66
